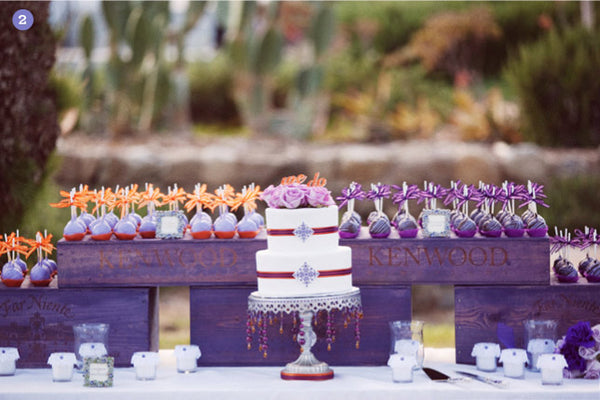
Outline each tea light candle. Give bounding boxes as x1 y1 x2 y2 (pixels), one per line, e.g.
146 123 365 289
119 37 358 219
471 342 501 372
131 352 159 380
47 353 77 382
527 338 555 372
0 348 19 376
537 354 567 385
174 345 201 373
500 348 528 379
387 354 417 383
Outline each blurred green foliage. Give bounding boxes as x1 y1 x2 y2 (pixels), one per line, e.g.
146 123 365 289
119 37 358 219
505 26 600 147
188 55 240 126
544 174 600 232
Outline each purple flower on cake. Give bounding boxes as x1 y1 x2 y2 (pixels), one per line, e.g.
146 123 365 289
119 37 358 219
281 184 308 209
261 184 284 208
307 186 335 207
261 175 335 209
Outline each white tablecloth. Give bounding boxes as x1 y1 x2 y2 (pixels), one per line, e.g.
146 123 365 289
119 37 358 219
0 350 598 400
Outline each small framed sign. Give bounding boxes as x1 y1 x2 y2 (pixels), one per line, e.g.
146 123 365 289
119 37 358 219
83 356 114 387
421 209 451 238
156 210 187 239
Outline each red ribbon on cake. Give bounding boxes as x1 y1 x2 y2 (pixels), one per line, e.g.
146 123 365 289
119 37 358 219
257 268 352 279
267 226 338 236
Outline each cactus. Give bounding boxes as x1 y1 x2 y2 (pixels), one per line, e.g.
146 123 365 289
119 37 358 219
96 0 201 137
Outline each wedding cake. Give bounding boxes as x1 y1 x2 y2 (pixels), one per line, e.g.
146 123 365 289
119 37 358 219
256 175 354 297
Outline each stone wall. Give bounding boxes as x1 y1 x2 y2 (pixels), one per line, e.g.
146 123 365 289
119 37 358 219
55 135 599 216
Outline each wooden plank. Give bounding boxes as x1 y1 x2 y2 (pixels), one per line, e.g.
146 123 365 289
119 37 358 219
0 285 158 367
455 285 600 365
57 228 549 287
190 285 411 366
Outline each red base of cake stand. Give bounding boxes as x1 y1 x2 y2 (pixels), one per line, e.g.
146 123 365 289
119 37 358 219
280 370 334 381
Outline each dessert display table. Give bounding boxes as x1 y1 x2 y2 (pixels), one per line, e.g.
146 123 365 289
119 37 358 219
1 363 598 400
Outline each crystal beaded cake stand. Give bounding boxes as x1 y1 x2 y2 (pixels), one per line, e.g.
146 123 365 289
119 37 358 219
247 288 362 381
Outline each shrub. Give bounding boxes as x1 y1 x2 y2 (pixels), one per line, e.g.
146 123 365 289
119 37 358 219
0 3 59 233
544 174 600 232
403 7 502 80
188 56 240 126
481 1 581 76
504 26 600 147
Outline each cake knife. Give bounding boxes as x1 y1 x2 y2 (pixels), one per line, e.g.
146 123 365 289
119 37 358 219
455 371 508 389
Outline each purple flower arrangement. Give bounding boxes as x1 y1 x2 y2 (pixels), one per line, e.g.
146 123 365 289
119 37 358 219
260 174 335 209
558 321 600 379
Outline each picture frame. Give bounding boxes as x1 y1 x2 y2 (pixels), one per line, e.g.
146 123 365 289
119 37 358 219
83 356 114 387
155 210 187 239
421 209 451 238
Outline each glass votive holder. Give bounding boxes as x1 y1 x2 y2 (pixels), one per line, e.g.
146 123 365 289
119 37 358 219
389 320 424 369
536 354 567 385
47 353 77 382
131 352 159 381
500 348 528 379
524 319 557 372
78 342 107 360
174 345 201 373
73 323 109 368
471 342 501 372
0 348 19 376
387 354 417 383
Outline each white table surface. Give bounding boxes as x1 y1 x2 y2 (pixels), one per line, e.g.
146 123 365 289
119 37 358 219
0 349 598 400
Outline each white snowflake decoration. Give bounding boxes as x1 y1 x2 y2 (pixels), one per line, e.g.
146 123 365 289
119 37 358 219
293 262 320 287
293 221 314 242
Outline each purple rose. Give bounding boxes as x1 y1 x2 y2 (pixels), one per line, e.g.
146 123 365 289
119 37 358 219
592 324 600 343
579 346 598 361
584 360 600 379
565 321 595 349
261 184 284 208
307 186 335 207
280 184 306 209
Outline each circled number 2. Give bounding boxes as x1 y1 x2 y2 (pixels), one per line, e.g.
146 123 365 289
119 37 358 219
12 9 34 31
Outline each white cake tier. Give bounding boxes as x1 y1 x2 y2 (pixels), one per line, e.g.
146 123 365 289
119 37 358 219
256 246 352 297
265 206 339 253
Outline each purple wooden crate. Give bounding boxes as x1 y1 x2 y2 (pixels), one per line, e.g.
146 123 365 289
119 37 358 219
57 234 266 287
455 284 600 365
344 229 549 285
57 229 549 287
0 280 158 367
190 285 411 366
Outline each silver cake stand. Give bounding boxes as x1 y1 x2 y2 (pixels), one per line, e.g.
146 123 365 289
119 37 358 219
247 288 362 380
